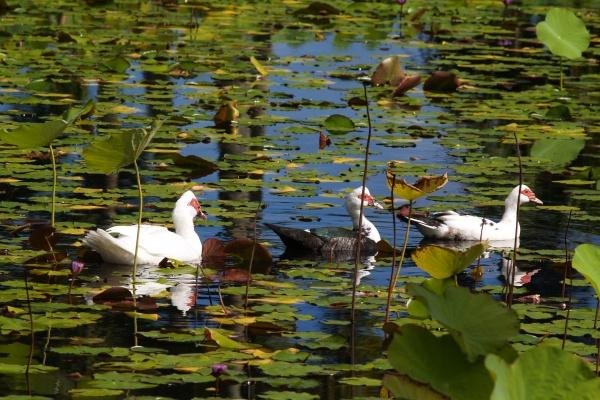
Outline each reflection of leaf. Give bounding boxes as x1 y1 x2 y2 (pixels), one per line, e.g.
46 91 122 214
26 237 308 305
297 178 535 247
169 154 219 178
29 225 58 251
486 346 600 400
386 324 494 400
572 243 600 297
411 243 487 279
213 101 240 126
530 138 585 166
407 284 519 361
386 170 448 201
318 131 331 149
371 55 405 86
323 114 355 133
536 8 590 60
224 238 272 270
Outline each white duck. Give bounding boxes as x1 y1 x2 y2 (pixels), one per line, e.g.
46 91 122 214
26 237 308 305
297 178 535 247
83 190 206 265
399 185 542 241
266 186 383 255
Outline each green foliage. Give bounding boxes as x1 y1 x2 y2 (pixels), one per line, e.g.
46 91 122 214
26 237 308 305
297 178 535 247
82 119 164 174
530 138 585 166
411 243 487 279
323 114 355 133
407 284 520 360
536 8 590 60
485 346 600 400
572 243 600 296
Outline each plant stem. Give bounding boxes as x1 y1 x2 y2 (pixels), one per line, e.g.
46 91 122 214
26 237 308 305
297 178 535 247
244 201 262 310
559 57 564 91
561 211 573 297
507 132 522 309
132 159 143 347
24 267 34 378
384 176 397 324
595 298 599 375
387 200 412 315
49 144 57 228
350 80 374 324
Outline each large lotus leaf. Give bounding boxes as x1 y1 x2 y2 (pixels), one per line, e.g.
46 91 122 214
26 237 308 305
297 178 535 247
386 324 493 400
386 170 448 201
536 8 590 60
407 284 519 361
82 120 163 174
530 138 585 166
572 243 600 297
485 345 600 400
411 243 487 279
0 120 67 148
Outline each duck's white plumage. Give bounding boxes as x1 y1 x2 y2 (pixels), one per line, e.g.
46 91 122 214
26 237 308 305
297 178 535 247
83 190 205 265
403 185 542 241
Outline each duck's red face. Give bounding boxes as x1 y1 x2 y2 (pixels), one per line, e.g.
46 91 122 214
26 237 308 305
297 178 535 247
188 198 208 220
520 188 543 204
359 193 384 209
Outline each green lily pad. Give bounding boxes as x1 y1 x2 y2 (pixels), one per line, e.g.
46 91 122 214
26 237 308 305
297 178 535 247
323 114 355 134
572 243 600 296
536 8 590 60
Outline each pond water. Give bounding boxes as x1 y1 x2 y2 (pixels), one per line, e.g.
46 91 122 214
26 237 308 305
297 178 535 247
1 1 600 398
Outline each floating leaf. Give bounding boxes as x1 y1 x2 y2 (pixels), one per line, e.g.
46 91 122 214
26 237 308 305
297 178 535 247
386 170 448 201
411 243 487 279
386 324 494 400
545 104 572 120
536 8 590 60
530 138 585 166
371 55 405 86
485 346 600 400
407 284 519 360
169 153 219 178
572 243 600 296
102 55 131 73
323 114 355 134
204 327 254 349
82 119 164 174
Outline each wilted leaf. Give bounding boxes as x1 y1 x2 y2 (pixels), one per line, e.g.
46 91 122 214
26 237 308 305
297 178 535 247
536 8 590 60
386 170 448 201
319 131 331 149
202 237 226 259
411 243 487 279
29 225 58 251
423 71 460 93
213 101 240 126
392 75 422 97
372 55 405 86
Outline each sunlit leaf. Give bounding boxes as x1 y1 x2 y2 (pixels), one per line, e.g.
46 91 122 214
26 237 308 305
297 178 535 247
530 138 585 166
572 243 600 297
204 327 255 349
250 56 269 76
213 101 240 126
0 120 67 148
411 243 487 279
485 346 600 400
102 56 131 73
323 114 355 134
536 8 590 59
386 170 448 201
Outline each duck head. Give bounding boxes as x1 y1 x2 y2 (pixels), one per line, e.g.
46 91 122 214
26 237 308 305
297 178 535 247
509 185 543 206
345 186 384 212
175 190 208 220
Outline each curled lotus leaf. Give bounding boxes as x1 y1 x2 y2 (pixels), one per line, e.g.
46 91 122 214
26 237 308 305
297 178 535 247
371 55 405 86
386 169 448 201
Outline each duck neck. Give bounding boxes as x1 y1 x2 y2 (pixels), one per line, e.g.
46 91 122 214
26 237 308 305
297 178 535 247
173 210 202 247
499 197 520 233
350 209 381 242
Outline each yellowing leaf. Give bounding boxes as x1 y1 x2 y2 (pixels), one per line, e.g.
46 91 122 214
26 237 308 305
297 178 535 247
250 56 269 76
204 327 254 349
124 312 159 321
332 156 361 164
386 170 448 201
59 227 87 235
411 243 487 279
111 105 141 114
213 101 240 126
253 297 304 305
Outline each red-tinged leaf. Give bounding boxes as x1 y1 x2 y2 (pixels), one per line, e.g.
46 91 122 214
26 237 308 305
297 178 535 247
423 71 461 93
202 238 226 259
24 251 67 265
29 225 58 251
319 131 331 150
392 75 422 97
92 287 133 304
219 268 251 283
224 238 272 271
410 7 428 22
516 294 542 304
